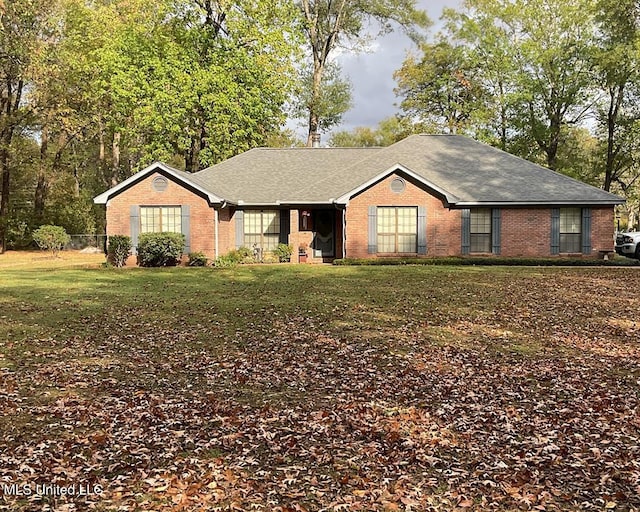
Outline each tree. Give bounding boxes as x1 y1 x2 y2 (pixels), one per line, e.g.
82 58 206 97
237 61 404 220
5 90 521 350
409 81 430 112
0 0 50 252
329 116 419 147
394 38 486 135
592 0 640 192
296 0 430 146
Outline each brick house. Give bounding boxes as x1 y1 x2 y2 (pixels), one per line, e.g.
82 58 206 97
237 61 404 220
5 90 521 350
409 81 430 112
94 134 624 262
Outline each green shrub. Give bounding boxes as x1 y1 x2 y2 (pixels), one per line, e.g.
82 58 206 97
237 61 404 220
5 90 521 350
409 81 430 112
137 232 185 267
213 247 254 267
32 225 71 257
273 243 293 263
188 252 208 266
107 235 132 268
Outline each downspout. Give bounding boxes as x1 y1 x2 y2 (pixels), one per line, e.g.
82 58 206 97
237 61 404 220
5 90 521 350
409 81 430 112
342 206 347 258
214 206 220 259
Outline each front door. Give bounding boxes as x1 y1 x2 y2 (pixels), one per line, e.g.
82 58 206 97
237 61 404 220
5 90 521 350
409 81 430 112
312 210 335 258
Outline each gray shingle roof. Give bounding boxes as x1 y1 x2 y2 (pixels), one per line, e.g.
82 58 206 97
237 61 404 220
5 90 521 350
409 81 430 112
188 134 623 206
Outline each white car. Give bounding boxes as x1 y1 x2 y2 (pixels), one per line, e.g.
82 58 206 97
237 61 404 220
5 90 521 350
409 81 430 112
615 231 640 259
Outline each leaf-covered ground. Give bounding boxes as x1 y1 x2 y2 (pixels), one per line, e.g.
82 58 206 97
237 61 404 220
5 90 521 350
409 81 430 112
0 264 639 511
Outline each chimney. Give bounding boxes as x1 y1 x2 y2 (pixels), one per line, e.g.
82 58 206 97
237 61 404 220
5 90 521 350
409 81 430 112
311 132 321 148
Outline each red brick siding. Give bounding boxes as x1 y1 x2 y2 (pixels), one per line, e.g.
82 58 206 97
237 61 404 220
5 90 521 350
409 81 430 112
344 173 616 258
346 173 461 258
106 172 216 258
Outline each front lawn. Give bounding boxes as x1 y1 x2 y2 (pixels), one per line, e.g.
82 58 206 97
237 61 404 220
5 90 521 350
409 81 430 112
1 265 639 511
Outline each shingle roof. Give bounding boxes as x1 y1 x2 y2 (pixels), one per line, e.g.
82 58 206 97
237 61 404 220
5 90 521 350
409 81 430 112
192 135 623 206
95 135 624 207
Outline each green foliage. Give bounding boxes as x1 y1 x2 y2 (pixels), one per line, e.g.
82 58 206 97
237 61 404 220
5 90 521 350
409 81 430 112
32 225 71 257
273 243 293 263
137 232 185 267
213 247 254 267
187 252 208 267
107 235 132 268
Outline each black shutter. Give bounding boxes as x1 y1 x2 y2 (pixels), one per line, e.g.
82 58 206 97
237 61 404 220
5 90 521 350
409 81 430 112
367 206 377 254
461 209 470 255
581 208 592 254
551 208 560 255
491 208 501 255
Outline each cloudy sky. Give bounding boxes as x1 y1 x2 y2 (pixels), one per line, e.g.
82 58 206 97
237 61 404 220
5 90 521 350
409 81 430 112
336 0 462 134
289 0 462 141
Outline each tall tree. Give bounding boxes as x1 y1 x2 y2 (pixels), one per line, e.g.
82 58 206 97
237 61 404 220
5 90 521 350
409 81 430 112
394 38 486 135
296 0 430 146
0 0 50 252
593 0 640 192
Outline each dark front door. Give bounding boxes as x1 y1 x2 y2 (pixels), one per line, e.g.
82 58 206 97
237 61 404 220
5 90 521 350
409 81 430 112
312 209 335 258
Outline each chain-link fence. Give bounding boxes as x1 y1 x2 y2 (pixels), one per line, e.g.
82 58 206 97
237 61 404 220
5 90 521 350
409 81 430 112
66 234 107 253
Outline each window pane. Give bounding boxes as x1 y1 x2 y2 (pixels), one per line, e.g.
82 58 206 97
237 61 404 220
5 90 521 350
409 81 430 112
470 233 491 253
376 207 418 253
560 208 581 234
377 208 395 233
470 209 491 234
244 210 280 248
398 234 417 253
560 233 581 253
140 206 181 233
377 234 395 253
162 207 181 233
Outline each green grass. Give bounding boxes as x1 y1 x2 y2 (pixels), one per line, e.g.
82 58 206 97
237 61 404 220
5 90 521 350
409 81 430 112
1 264 639 510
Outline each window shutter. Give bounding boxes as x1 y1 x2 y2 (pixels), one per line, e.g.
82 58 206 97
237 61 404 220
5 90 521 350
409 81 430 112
181 205 191 254
581 207 592 254
279 210 290 245
417 206 427 254
367 206 377 254
491 208 501 255
130 205 140 255
235 210 244 249
551 208 560 255
461 209 471 255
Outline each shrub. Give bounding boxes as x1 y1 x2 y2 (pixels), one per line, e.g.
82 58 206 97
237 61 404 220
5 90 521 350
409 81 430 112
273 243 293 263
188 252 208 267
137 232 185 267
107 235 132 268
32 225 71 257
213 247 254 268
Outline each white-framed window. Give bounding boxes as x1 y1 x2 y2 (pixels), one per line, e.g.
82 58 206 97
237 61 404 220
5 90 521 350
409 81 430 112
470 208 491 253
140 206 182 233
560 207 582 253
377 207 418 253
244 210 280 250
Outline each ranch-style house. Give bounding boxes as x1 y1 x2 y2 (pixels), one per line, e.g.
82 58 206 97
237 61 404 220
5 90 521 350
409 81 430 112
94 134 625 262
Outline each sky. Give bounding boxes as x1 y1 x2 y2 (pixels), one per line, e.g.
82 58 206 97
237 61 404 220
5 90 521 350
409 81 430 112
289 0 462 142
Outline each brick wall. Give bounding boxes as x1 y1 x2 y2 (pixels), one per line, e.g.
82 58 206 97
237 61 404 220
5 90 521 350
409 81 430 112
344 172 616 258
106 170 616 263
106 172 216 258
346 173 461 258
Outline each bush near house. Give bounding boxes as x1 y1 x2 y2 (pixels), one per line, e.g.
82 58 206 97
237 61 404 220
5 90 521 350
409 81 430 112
273 243 293 262
32 225 71 257
107 235 132 268
137 232 185 267
187 252 208 267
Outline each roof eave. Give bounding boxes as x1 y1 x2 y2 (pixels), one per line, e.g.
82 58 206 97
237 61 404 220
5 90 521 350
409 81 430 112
93 162 224 205
452 199 626 208
335 163 459 206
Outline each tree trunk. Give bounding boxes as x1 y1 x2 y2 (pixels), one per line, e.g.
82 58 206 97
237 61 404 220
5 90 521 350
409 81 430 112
307 61 324 147
34 125 49 222
604 85 624 192
111 131 121 187
0 145 10 254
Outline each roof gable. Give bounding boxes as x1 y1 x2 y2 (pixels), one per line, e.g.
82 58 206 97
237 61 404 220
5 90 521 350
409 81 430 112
93 162 223 205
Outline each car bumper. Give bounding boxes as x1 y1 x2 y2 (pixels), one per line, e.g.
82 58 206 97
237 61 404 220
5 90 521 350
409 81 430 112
615 244 636 256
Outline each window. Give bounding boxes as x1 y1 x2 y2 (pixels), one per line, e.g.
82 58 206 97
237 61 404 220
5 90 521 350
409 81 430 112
244 210 280 250
377 207 417 253
560 208 581 253
140 206 182 233
470 208 491 253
